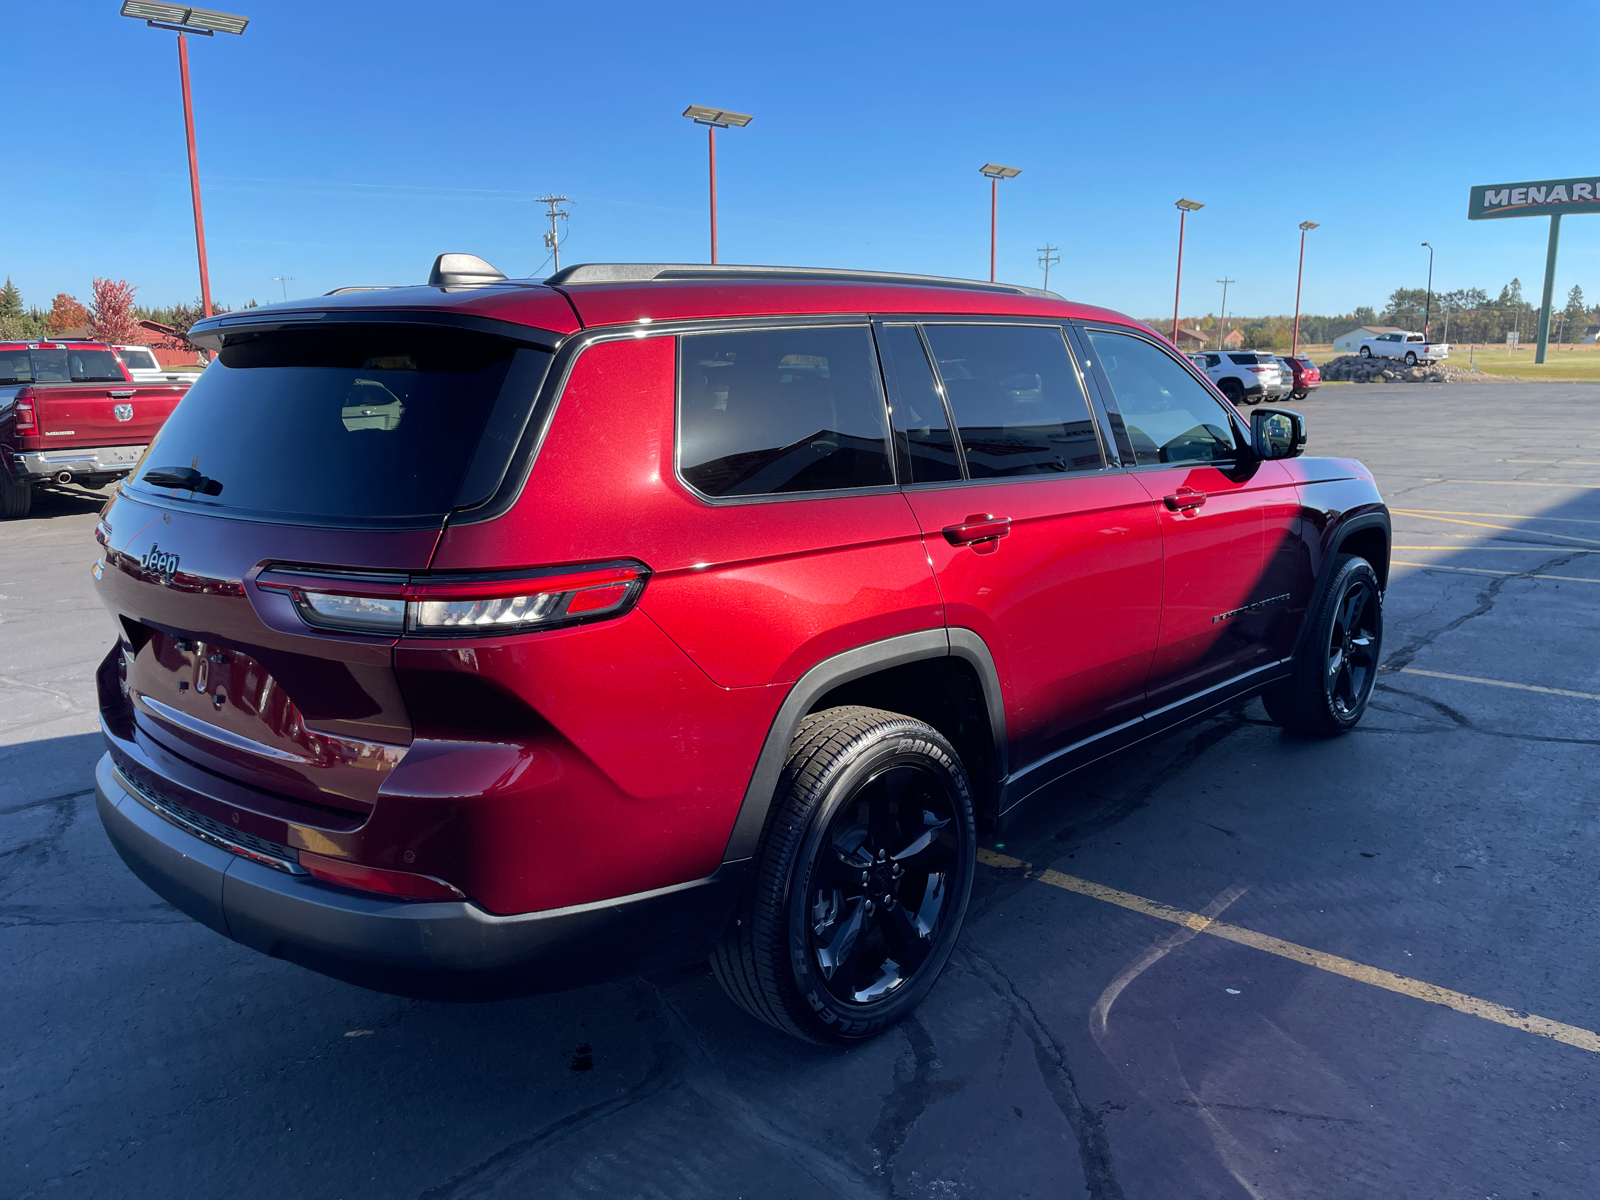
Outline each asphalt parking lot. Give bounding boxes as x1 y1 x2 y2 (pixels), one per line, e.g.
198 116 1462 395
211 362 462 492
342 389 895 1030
4 382 1598 1199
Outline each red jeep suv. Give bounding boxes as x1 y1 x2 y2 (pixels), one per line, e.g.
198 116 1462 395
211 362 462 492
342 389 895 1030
92 259 1389 1044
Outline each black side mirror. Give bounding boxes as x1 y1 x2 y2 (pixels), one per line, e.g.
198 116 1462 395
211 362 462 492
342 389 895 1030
1252 408 1306 459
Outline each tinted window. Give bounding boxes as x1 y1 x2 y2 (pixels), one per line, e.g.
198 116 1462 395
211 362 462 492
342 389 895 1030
678 326 893 498
0 347 127 383
119 349 159 370
920 324 1102 477
877 323 960 483
129 325 551 524
1204 354 1221 368
1085 329 1238 466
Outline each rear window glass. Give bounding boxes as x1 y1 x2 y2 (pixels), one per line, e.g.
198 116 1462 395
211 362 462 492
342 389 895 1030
678 326 893 497
1228 353 1270 365
119 349 159 370
127 325 552 524
921 324 1102 477
0 347 128 383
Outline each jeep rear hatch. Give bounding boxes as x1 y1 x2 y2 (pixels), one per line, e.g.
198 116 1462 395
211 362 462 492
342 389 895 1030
123 322 555 528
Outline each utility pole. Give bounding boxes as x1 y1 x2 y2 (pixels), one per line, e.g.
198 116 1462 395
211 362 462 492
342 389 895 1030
1216 278 1235 350
273 276 292 302
537 194 570 274
1037 244 1059 293
1421 242 1435 340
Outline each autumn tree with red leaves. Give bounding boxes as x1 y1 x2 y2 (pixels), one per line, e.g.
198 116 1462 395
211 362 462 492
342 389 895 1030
89 278 141 345
46 293 89 334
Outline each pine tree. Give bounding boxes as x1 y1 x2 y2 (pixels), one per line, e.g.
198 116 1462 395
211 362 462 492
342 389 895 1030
0 277 21 321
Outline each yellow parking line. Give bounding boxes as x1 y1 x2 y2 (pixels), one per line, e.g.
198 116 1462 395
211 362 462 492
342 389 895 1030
1387 666 1600 702
1392 561 1600 584
976 849 1600 1054
1389 510 1600 546
1395 508 1600 526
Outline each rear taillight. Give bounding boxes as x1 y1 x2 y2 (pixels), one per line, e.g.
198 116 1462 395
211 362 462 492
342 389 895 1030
299 851 465 901
14 393 37 435
255 560 650 638
1247 366 1266 373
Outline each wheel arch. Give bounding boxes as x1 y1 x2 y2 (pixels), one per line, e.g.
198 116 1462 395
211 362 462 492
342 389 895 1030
721 629 1008 862
1286 508 1390 664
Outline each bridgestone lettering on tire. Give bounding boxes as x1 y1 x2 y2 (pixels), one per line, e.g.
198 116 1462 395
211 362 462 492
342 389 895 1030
710 706 976 1045
1263 554 1383 736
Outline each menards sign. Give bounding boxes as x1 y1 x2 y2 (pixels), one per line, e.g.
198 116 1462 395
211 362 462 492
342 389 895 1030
1469 177 1600 220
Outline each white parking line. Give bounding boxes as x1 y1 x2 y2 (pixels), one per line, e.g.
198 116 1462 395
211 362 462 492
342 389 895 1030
1392 561 1600 584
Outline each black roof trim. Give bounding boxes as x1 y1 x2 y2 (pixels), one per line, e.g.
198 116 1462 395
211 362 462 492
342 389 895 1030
543 262 1061 299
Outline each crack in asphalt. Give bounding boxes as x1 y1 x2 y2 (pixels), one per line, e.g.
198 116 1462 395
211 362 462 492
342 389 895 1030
866 1017 962 1197
0 789 89 872
962 947 1126 1200
1374 684 1600 747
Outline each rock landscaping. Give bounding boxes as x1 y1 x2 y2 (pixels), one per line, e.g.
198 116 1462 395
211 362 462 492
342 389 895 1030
1317 355 1509 384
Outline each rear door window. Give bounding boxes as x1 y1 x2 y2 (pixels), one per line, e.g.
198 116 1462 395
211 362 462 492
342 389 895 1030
127 324 553 524
920 324 1103 477
678 325 894 498
1084 328 1239 466
876 323 961 483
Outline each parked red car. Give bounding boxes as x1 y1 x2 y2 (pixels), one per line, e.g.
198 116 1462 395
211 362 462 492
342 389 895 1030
1277 354 1322 400
92 259 1389 1043
1 340 189 518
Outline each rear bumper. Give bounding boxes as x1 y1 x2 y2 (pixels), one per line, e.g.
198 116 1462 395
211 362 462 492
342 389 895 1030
95 752 745 999
13 444 146 482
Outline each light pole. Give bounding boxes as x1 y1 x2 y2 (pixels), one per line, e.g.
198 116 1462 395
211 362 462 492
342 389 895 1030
121 2 249 318
1172 199 1204 345
682 106 753 265
1421 242 1435 340
980 164 1021 282
1216 278 1235 351
1291 221 1319 355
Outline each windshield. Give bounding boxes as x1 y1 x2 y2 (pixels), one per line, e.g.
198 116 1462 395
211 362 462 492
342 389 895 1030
126 324 553 525
0 347 129 384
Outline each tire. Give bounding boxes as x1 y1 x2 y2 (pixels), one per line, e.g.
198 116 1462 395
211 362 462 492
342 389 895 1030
1359 346 1371 358
1262 554 1383 736
0 476 32 519
710 706 976 1045
1218 379 1244 405
1404 352 1417 366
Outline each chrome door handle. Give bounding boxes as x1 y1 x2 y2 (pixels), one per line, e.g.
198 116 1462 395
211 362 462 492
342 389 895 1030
943 514 1012 546
1163 488 1206 512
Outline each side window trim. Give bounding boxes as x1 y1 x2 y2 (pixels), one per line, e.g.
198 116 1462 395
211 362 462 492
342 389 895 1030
1063 323 1127 468
672 320 902 505
873 319 968 484
1076 324 1251 466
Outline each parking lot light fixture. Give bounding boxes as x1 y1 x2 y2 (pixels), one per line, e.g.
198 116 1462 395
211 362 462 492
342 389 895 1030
120 2 249 318
980 165 1021 283
1292 221 1319 355
1172 199 1204 345
683 106 753 265
1421 242 1435 341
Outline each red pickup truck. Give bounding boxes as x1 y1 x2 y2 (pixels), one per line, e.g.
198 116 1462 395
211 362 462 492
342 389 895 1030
1 341 189 518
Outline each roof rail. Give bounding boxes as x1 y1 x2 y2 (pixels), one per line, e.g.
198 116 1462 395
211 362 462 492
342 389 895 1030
543 263 1061 299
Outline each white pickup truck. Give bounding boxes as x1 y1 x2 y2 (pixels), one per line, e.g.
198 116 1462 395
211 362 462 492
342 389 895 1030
1358 330 1449 365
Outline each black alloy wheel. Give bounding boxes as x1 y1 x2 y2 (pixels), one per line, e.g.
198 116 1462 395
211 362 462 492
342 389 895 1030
1218 378 1245 405
1263 554 1384 736
1325 572 1380 721
711 706 975 1044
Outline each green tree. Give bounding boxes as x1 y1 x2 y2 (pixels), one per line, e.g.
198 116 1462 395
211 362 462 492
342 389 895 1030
1352 306 1377 326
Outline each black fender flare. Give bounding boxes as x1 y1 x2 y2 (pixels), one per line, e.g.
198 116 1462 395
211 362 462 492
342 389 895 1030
720 628 1007 863
1286 507 1391 666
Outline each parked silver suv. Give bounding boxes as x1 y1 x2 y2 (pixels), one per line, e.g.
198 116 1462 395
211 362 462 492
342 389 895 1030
1187 351 1290 405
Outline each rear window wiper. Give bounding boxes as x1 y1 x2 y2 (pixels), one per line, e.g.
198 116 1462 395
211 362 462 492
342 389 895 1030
143 467 224 496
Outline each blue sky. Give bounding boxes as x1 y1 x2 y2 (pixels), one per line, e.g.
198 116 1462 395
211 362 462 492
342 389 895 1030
5 0 1599 320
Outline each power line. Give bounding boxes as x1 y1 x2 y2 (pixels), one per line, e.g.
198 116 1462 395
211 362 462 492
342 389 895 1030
536 194 571 274
1037 244 1059 293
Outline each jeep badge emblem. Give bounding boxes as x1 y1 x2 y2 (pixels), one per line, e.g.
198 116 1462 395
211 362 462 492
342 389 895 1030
139 544 180 581
114 403 133 422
